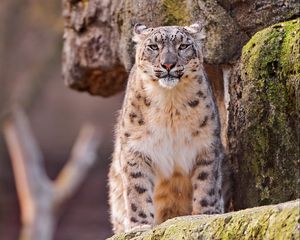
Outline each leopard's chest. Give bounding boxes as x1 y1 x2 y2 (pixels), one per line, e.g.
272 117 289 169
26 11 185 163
128 112 214 179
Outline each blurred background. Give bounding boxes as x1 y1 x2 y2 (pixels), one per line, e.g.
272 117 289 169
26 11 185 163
0 1 123 239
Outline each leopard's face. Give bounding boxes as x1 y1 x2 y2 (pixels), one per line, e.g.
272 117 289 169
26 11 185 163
133 24 204 89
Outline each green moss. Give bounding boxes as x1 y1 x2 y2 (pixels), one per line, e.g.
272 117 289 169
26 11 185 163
161 0 191 26
240 19 300 207
109 200 300 240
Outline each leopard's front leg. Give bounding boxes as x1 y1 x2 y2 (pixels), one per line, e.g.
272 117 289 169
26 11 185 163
120 149 155 231
191 145 224 215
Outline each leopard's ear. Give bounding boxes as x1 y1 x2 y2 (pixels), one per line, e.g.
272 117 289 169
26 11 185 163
184 23 205 40
134 23 147 34
133 23 153 43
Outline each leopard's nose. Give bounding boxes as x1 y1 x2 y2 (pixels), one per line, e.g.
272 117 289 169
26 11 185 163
161 63 175 71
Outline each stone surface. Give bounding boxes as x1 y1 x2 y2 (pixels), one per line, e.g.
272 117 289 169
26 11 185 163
62 0 299 96
108 200 300 240
228 19 300 209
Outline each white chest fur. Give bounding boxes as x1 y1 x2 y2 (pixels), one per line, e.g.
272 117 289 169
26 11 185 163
128 114 213 179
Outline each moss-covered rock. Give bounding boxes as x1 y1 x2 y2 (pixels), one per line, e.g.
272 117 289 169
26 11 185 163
108 200 300 240
235 19 300 208
63 0 299 96
161 0 190 26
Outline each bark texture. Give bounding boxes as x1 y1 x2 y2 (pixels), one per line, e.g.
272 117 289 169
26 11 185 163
62 0 299 96
108 200 300 240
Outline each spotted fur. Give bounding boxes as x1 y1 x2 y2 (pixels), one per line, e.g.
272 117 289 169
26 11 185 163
108 23 230 234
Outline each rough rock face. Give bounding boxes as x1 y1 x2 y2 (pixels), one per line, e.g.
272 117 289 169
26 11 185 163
228 19 300 209
62 0 299 96
108 200 300 240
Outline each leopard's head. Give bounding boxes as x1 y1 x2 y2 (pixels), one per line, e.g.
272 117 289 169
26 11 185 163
133 23 205 89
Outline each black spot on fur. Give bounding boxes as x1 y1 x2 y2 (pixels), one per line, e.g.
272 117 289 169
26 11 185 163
136 93 142 100
138 211 147 218
144 97 151 107
124 132 131 137
132 151 143 158
135 185 147 194
199 116 208 128
145 158 152 168
129 114 137 124
208 188 215 196
198 172 209 180
150 213 154 218
188 99 199 107
129 112 137 119
130 172 143 178
146 196 152 203
131 203 137 212
138 119 145 125
141 220 148 224
197 90 204 98
193 184 198 190
192 130 199 137
130 217 138 223
200 199 208 207
127 161 137 167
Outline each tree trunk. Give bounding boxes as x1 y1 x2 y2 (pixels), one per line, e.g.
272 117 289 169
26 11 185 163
3 108 100 240
62 0 300 210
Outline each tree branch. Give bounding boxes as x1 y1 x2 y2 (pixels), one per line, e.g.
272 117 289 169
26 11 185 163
2 108 101 240
3 108 50 225
54 124 100 206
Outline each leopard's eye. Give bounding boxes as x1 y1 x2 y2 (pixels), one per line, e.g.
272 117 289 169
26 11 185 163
179 44 190 50
148 44 159 50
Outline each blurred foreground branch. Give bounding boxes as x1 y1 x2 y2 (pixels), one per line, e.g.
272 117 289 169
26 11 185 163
3 108 100 240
